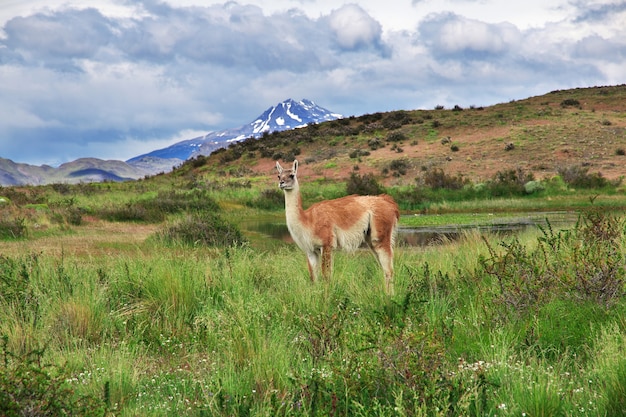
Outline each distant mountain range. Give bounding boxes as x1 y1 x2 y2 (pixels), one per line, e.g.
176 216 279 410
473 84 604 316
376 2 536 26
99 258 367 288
0 99 341 186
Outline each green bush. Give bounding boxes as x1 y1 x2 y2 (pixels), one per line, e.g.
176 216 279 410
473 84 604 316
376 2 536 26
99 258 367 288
486 168 534 196
0 216 27 239
421 167 468 190
0 335 105 416
387 159 409 177
557 164 617 188
367 138 383 150
386 131 406 143
157 212 246 247
560 98 581 107
346 172 385 195
98 190 220 223
480 210 626 320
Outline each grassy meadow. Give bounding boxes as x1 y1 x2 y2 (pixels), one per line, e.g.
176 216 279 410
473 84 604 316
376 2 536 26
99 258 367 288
1 169 626 416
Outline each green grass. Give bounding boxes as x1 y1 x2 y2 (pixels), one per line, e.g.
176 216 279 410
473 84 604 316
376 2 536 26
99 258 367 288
1 158 626 415
2 209 626 415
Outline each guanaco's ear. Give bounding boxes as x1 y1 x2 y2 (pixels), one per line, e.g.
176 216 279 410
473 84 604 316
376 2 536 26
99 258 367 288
276 161 283 174
292 160 298 175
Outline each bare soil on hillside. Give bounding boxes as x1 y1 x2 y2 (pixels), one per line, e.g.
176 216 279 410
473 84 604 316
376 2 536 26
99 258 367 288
219 85 626 187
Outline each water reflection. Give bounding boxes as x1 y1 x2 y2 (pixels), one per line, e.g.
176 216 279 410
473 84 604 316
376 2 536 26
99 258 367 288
242 212 578 248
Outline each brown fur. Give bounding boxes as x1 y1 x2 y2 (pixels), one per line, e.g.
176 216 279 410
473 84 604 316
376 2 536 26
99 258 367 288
276 160 400 295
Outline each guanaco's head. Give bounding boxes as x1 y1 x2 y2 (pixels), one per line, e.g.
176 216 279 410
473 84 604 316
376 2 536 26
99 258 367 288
276 160 298 190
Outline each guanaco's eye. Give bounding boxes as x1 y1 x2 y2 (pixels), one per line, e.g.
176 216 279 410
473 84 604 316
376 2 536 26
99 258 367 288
289 174 294 179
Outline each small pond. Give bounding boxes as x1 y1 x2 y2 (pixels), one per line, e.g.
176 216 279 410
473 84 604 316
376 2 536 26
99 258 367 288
242 211 580 248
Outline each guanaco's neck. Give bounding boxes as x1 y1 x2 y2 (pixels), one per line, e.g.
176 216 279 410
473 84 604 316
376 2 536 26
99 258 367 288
283 182 306 226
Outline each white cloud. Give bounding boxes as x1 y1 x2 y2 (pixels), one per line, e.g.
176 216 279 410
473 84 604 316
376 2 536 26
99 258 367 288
326 4 382 50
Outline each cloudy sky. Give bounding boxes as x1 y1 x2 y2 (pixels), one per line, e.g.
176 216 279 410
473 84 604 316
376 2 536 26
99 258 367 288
1 0 625 166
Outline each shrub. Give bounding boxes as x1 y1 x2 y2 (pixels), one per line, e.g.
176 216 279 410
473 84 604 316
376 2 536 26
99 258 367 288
524 180 545 194
51 183 73 195
386 132 406 143
0 216 27 239
157 212 246 247
487 168 534 196
0 335 105 416
346 172 385 195
190 155 208 168
367 138 383 150
422 168 468 190
98 190 220 223
382 110 411 128
560 98 580 107
348 149 370 159
557 165 615 188
388 159 409 176
480 210 626 321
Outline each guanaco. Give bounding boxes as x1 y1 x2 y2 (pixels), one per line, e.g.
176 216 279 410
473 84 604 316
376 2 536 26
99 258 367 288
276 160 399 294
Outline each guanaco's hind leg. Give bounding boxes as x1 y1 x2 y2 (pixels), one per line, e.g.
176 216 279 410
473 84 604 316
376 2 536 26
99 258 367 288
367 220 396 295
371 243 395 295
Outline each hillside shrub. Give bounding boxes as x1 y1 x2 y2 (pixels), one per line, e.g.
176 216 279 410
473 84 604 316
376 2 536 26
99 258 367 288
346 172 385 195
348 149 370 159
382 110 411 129
0 188 45 206
0 216 27 239
387 159 409 177
557 164 617 188
560 98 581 108
367 138 383 150
486 168 534 196
49 197 84 226
157 212 246 247
386 132 406 143
189 155 208 168
421 168 468 190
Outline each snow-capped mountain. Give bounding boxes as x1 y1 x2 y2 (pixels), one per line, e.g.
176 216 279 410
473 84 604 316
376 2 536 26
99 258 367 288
127 99 342 164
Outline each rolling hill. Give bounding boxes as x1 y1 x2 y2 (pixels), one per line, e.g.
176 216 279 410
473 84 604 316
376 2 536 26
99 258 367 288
184 85 626 186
